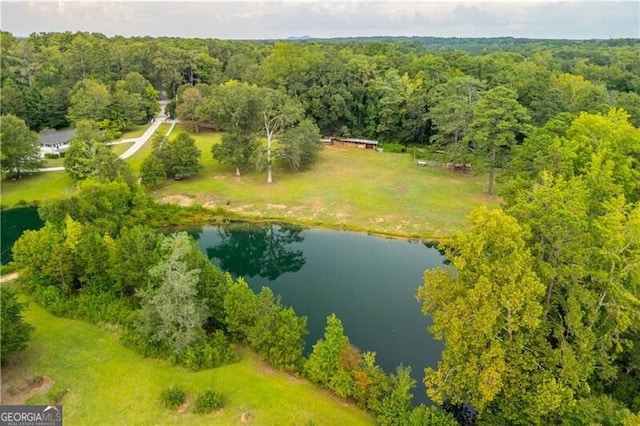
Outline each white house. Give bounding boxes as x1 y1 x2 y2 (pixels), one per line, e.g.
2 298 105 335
39 128 75 157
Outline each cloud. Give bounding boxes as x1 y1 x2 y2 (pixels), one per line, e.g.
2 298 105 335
1 1 638 39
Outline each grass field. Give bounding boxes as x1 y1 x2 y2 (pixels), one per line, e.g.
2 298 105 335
0 171 74 208
127 123 173 173
0 291 372 425
1 125 500 238
109 141 135 157
118 124 150 140
155 127 500 239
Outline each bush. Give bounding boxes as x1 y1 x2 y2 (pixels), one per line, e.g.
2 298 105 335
160 386 186 410
194 389 225 414
409 404 458 426
0 286 34 364
380 142 405 153
182 331 238 370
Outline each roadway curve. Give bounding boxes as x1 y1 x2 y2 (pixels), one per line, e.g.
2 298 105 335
38 100 172 172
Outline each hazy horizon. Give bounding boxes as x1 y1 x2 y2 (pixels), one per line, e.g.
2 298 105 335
1 1 638 41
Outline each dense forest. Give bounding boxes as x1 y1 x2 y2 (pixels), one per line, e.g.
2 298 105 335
2 31 640 424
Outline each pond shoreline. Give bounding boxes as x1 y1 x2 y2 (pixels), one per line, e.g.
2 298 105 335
152 199 447 244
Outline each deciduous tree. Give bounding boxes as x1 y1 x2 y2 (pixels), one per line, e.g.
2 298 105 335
66 79 111 125
417 207 562 423
0 114 44 177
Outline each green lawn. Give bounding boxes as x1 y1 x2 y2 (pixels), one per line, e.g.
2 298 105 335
1 125 500 238
0 171 74 208
156 129 501 239
1 293 372 425
109 141 135 157
128 123 173 173
118 124 150 140
43 157 65 168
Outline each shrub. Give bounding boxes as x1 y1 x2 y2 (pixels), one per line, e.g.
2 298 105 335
194 389 225 414
409 404 458 426
160 386 186 410
380 142 405 153
182 330 237 371
0 286 34 364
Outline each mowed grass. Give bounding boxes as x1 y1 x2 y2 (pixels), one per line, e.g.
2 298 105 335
118 123 150 140
128 123 173 173
1 124 500 238
0 171 74 208
109 141 135 157
0 124 172 208
1 294 372 425
155 128 501 239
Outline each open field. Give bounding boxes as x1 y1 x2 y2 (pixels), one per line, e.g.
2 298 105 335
0 291 373 425
155 128 501 239
1 125 500 239
43 157 65 168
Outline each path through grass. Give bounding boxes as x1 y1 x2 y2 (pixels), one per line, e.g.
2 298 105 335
0 292 372 425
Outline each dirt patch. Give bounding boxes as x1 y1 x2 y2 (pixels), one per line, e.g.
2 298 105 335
160 195 194 207
471 193 502 204
177 397 192 414
0 272 19 283
1 376 54 405
266 203 287 210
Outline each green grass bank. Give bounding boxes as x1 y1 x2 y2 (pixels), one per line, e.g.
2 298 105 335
0 290 372 425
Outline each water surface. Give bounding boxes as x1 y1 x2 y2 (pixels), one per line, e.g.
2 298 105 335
192 223 445 403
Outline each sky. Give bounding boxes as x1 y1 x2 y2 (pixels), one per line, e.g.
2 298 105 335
1 1 638 40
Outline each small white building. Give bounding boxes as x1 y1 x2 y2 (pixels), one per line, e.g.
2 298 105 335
39 128 75 157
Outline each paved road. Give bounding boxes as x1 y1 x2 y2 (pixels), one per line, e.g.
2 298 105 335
37 100 171 172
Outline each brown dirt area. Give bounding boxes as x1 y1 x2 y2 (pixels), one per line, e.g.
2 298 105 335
1 375 54 405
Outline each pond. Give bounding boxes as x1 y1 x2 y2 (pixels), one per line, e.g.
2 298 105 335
0 208 445 404
1 207 44 264
190 223 445 404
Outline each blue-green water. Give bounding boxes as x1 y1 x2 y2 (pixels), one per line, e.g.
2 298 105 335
1 207 44 264
191 223 445 404
0 208 445 403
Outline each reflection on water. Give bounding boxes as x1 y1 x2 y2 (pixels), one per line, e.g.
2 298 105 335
206 223 306 280
1 207 44 264
192 223 446 404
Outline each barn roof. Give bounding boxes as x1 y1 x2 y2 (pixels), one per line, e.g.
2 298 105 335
332 137 379 145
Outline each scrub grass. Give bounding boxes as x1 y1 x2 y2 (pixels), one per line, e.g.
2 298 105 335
0 294 373 425
155 128 501 239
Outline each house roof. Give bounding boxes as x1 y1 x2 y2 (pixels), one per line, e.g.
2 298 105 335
39 128 75 146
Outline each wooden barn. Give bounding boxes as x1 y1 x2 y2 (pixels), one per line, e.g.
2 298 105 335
326 137 379 149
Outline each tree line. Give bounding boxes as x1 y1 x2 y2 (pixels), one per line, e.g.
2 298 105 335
418 109 640 424
2 31 639 147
